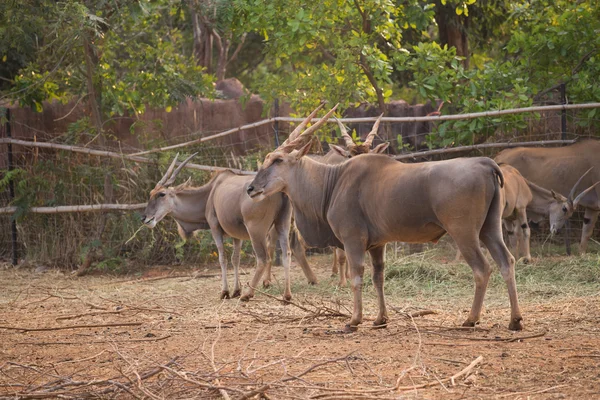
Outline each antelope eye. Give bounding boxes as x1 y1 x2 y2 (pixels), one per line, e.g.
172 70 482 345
274 158 283 164
562 206 567 213
159 192 166 197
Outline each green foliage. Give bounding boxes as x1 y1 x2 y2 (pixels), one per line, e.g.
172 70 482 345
2 0 214 117
235 0 419 112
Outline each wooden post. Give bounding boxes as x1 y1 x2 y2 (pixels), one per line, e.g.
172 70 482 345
560 83 571 255
274 98 280 147
273 98 281 266
3 108 18 265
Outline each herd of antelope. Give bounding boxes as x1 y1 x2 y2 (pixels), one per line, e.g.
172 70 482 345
142 104 600 333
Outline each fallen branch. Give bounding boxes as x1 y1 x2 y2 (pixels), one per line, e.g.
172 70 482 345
250 286 350 319
0 322 142 332
55 310 127 321
282 352 356 383
237 384 271 400
160 364 244 395
396 355 484 391
496 384 568 398
17 335 171 346
422 329 547 343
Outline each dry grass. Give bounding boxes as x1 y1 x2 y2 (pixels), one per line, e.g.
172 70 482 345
0 243 599 399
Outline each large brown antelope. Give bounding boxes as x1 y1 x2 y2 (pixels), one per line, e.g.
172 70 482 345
455 164 597 263
141 153 320 302
247 104 524 332
290 116 389 286
495 140 600 252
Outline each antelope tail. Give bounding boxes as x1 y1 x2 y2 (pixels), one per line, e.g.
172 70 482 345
492 162 505 188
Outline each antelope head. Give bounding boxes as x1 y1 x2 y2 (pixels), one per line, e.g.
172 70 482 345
330 114 389 158
548 167 599 235
141 153 197 228
247 103 339 201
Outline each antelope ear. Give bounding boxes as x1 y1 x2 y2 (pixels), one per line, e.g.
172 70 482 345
296 141 312 159
372 142 390 154
330 144 350 158
551 189 566 202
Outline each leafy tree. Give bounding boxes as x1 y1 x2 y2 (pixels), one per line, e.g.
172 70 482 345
1 0 214 128
235 0 433 112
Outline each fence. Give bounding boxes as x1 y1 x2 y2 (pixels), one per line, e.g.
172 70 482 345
2 100 600 271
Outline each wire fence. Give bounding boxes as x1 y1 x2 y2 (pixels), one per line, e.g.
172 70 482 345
1 99 600 271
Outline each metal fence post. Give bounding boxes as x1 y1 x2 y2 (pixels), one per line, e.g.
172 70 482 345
560 83 571 255
3 108 19 265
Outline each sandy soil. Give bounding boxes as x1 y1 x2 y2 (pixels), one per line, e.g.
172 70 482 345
1 255 599 399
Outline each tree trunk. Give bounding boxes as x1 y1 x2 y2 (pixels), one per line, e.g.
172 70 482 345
81 36 110 275
359 55 387 114
435 1 470 68
191 5 206 67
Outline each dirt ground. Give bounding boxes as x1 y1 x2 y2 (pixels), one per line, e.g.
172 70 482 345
1 251 599 399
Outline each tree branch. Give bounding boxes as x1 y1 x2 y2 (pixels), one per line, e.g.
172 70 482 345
359 55 386 113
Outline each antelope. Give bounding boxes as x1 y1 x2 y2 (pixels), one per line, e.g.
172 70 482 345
140 153 319 302
495 140 600 252
247 104 524 332
455 164 598 263
290 116 389 286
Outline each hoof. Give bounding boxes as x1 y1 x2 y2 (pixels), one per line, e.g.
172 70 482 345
373 317 388 328
308 279 318 285
232 289 241 298
240 294 253 302
522 257 531 264
508 318 524 331
330 272 338 278
220 291 230 300
282 293 292 303
343 324 358 333
338 280 347 287
462 319 478 328
262 280 271 288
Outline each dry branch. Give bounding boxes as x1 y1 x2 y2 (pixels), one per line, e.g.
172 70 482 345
0 322 142 332
496 384 568 398
130 118 276 156
396 355 483 391
282 352 356 383
17 335 170 346
55 310 127 321
250 286 350 320
422 329 547 343
0 203 147 215
0 138 255 175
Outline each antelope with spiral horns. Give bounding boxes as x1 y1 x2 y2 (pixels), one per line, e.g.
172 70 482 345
247 103 524 332
140 152 320 301
288 114 389 287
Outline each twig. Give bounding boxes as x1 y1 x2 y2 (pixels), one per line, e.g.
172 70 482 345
422 329 547 342
55 310 127 320
0 322 142 332
160 364 244 394
17 335 170 345
282 352 356 382
396 355 484 391
495 384 568 398
56 350 106 364
407 310 437 318
209 318 232 400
